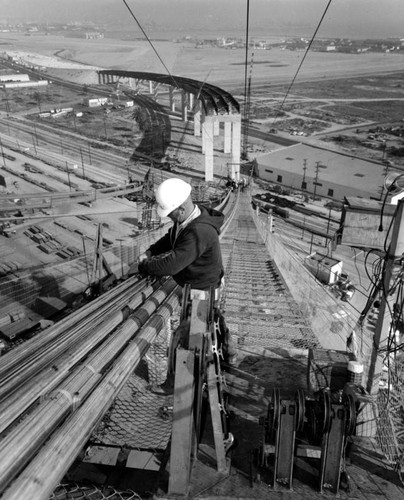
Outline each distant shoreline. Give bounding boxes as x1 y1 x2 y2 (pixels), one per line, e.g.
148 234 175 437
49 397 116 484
1 32 404 91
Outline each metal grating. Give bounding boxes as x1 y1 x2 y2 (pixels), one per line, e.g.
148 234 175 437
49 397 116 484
91 319 175 451
91 374 173 450
220 230 318 352
50 482 142 500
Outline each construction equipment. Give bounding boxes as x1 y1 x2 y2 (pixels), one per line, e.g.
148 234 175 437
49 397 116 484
139 168 161 229
83 223 116 299
256 388 304 490
254 387 357 494
167 285 234 497
241 51 254 161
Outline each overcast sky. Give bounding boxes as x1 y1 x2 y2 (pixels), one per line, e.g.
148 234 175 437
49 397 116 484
0 0 403 39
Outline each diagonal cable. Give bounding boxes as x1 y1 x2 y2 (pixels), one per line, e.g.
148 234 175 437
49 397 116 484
273 0 333 125
121 0 179 89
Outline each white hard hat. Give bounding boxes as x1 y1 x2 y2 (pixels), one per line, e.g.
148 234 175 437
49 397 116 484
155 178 192 217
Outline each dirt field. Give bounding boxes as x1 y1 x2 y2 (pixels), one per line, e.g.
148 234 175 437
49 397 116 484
1 33 404 168
1 33 404 88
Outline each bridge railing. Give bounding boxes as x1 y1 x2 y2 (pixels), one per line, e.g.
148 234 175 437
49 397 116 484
252 200 355 352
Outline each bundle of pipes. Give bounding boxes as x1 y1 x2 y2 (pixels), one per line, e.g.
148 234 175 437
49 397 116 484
0 276 158 433
0 188 239 499
0 276 181 499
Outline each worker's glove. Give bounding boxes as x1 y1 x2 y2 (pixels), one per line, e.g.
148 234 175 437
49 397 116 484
137 260 150 278
139 251 152 262
128 262 149 279
128 262 139 276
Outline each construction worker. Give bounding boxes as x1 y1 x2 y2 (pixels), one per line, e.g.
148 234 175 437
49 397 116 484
135 177 237 395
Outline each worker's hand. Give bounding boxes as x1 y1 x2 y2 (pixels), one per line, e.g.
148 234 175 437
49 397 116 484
137 260 149 277
128 262 139 276
138 251 151 262
128 261 149 278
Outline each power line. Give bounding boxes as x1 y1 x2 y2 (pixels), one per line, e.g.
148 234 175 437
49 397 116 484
273 0 333 125
243 0 251 126
121 0 178 87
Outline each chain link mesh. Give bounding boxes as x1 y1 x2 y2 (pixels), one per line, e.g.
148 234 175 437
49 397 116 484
376 356 404 473
0 227 168 351
50 482 142 500
221 229 318 352
90 317 174 451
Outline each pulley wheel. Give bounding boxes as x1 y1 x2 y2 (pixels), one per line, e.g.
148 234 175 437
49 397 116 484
295 388 306 433
319 388 332 435
265 388 281 443
343 392 357 436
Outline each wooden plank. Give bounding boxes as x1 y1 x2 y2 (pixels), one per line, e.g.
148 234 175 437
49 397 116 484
188 296 208 448
82 445 120 466
168 349 195 497
275 401 296 489
320 405 345 493
207 362 229 474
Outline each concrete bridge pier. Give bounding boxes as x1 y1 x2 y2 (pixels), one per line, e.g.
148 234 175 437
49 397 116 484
202 115 214 182
169 88 176 112
224 121 231 154
181 91 188 122
213 117 220 137
188 92 195 112
194 104 201 137
200 113 241 182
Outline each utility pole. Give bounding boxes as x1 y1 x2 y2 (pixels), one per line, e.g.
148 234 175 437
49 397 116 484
326 207 332 249
88 143 92 165
0 136 6 167
33 123 39 146
313 161 320 201
79 147 85 178
301 216 306 240
367 199 404 394
309 234 314 254
65 161 71 190
103 115 108 141
382 139 387 162
302 158 307 192
31 133 37 156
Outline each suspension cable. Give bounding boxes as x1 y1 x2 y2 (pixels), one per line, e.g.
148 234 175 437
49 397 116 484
121 0 178 87
273 0 333 125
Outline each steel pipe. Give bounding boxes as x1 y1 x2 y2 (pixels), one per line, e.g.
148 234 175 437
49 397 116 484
0 280 179 492
2 291 181 500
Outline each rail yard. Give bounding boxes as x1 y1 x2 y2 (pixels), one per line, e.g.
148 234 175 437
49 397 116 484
0 32 404 500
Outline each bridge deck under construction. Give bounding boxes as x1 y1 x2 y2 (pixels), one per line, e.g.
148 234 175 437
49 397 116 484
0 192 403 500
56 193 403 500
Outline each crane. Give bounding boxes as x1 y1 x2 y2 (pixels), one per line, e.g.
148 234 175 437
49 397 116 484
242 51 254 161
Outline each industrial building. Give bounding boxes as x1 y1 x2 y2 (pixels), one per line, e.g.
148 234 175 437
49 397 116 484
0 72 48 88
0 73 30 82
256 143 387 200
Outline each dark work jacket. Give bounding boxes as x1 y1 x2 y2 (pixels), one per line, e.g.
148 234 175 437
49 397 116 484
139 205 224 289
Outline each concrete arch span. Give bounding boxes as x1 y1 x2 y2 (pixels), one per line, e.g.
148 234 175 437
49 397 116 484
98 70 242 181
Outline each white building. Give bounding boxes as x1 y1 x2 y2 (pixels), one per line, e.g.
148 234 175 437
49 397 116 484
83 97 108 108
0 74 30 82
304 252 343 285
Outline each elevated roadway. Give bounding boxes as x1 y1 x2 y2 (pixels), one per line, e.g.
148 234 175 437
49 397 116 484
98 70 240 116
